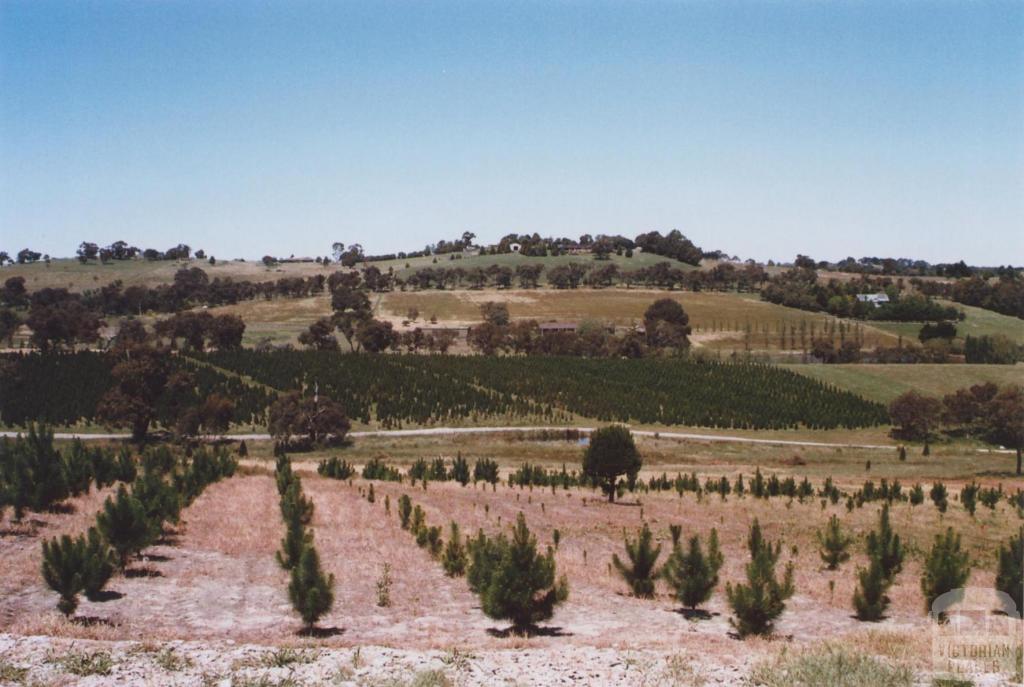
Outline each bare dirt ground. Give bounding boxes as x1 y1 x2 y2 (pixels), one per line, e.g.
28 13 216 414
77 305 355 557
1 436 1020 684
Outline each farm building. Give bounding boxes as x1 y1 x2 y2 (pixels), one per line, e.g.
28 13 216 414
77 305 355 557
856 293 890 307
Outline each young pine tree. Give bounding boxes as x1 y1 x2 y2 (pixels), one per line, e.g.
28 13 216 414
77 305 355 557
81 527 116 601
277 516 312 570
921 528 971 619
451 453 470 486
865 504 904 581
96 485 153 568
479 512 568 633
41 534 85 616
909 483 924 506
930 482 948 513
288 544 335 633
960 483 979 517
441 522 468 577
852 556 891 621
995 527 1023 616
663 529 723 611
726 520 794 637
817 514 852 570
612 522 663 598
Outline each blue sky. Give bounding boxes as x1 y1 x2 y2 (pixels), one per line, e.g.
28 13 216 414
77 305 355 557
1 1 1022 264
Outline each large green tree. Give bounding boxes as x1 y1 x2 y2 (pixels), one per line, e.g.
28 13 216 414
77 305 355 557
582 425 641 503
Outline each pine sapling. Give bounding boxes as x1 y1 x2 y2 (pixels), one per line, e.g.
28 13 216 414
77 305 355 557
612 522 663 598
81 527 116 601
853 556 891 621
866 504 904 581
930 482 948 513
921 528 971 619
288 544 335 633
479 513 568 633
441 522 468 576
96 485 153 569
817 514 852 570
398 494 412 529
41 534 85 616
995 527 1023 616
663 529 723 611
726 520 794 637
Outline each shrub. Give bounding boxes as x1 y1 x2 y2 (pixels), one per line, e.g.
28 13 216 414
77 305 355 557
663 529 723 610
288 544 335 632
612 522 663 598
726 520 794 637
817 515 852 570
96 485 153 568
853 557 891 621
376 562 393 607
749 644 913 687
995 527 1023 615
921 528 971 618
441 523 468 577
476 512 568 632
909 484 924 506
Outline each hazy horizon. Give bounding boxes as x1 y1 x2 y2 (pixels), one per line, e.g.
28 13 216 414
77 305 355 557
2 1 1022 266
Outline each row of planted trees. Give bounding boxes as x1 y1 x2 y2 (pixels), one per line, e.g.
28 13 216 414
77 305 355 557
274 452 336 633
610 505 1023 636
39 442 237 617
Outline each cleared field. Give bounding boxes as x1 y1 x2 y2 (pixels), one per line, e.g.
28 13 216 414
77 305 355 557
2 434 1017 680
0 258 331 292
867 300 1024 345
789 363 1024 403
380 288 901 352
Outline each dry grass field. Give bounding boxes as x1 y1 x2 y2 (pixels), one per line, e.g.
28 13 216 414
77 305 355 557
379 289 903 353
2 434 1020 684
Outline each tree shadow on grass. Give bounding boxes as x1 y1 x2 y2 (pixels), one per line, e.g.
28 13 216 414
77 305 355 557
674 608 716 621
48 503 76 515
297 626 345 638
124 567 163 578
487 625 572 638
141 553 172 563
86 590 124 602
